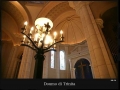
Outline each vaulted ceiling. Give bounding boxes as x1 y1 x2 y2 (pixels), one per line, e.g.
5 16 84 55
1 1 118 45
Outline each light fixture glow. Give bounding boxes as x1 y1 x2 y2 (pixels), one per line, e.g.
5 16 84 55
20 17 64 79
35 17 53 31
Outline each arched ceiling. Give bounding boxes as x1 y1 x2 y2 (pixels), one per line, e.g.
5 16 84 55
39 1 85 44
2 1 25 30
1 1 29 45
51 15 85 44
2 31 11 41
1 1 118 45
2 10 23 45
46 2 73 21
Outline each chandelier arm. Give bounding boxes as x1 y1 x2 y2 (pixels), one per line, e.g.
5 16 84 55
21 44 37 52
21 32 39 50
44 49 56 53
44 41 63 50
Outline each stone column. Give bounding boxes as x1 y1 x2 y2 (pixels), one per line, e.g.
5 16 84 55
18 47 35 78
56 44 60 78
69 59 75 79
69 1 117 78
65 46 71 78
69 59 72 78
29 51 36 78
95 18 118 77
5 46 19 78
72 68 75 79
2 41 13 78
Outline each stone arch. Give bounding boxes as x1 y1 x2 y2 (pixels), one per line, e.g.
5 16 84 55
74 58 93 79
99 2 117 18
2 10 22 46
36 1 65 18
89 1 117 18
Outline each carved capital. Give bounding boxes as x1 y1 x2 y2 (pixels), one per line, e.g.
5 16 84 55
69 1 92 16
13 43 21 46
69 1 76 9
72 68 75 70
95 18 104 28
69 1 92 10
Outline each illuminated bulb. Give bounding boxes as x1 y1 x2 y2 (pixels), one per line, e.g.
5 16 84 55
35 17 53 31
23 35 26 41
44 35 49 44
34 33 39 41
30 27 34 34
24 21 28 26
60 30 63 34
40 33 45 41
23 35 26 38
53 31 57 39
60 30 63 37
38 40 42 47
42 33 45 38
44 34 52 45
49 37 53 45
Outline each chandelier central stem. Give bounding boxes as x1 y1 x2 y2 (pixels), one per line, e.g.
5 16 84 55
20 17 64 78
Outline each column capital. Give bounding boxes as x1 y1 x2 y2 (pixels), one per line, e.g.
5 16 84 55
95 18 104 28
13 40 21 46
72 68 75 70
69 1 93 10
13 43 21 46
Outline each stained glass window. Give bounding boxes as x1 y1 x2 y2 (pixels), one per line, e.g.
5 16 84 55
51 51 54 68
60 51 65 70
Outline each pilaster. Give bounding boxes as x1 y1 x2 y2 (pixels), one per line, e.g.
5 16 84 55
69 1 117 78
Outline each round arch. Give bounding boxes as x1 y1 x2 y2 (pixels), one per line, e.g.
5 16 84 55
74 58 93 79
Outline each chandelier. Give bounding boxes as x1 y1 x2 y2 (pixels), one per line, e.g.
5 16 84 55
20 17 64 78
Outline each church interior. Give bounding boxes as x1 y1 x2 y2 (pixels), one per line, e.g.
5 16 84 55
1 1 118 79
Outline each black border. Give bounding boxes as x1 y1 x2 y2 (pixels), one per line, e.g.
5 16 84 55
0 79 119 89
1 0 120 89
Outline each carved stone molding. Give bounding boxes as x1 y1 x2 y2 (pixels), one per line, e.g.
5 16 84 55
69 1 92 10
2 1 24 29
69 1 92 16
46 2 73 21
95 18 104 28
13 33 23 39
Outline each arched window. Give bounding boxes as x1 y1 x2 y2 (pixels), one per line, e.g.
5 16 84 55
51 51 55 68
60 51 65 70
74 58 93 79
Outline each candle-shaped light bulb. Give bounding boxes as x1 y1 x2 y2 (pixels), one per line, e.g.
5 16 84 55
23 35 26 41
22 21 27 32
38 40 42 47
60 30 63 37
44 35 49 44
34 33 39 41
39 33 45 41
24 21 28 26
53 31 57 39
49 37 53 45
42 33 45 38
30 27 34 34
54 45 56 48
